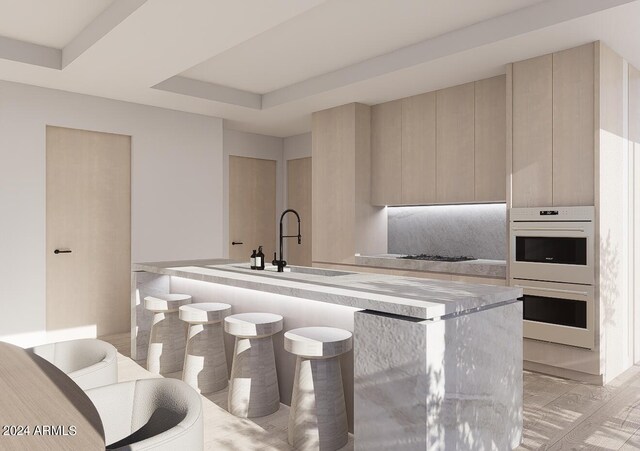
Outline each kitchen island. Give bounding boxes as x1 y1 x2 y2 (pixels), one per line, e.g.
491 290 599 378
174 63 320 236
132 259 523 450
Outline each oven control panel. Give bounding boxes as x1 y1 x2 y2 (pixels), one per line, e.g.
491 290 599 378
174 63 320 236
510 206 594 222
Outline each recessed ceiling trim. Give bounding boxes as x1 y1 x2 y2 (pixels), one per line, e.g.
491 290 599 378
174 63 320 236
157 0 635 110
0 0 637 136
0 35 60 69
262 0 637 108
0 0 146 70
63 0 148 68
152 76 262 110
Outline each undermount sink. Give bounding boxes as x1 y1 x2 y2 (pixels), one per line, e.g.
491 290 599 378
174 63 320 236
227 264 355 277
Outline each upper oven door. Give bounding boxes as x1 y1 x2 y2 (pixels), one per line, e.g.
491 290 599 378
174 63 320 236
510 220 594 284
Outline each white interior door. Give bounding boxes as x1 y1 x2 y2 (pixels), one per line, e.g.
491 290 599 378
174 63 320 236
228 155 276 262
46 126 131 340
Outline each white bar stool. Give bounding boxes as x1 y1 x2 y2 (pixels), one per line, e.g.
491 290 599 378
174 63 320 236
144 293 192 374
285 327 352 451
224 312 283 418
179 302 232 394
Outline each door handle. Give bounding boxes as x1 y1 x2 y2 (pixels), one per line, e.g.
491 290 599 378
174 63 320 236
512 227 585 233
54 249 72 254
513 285 589 296
231 241 243 245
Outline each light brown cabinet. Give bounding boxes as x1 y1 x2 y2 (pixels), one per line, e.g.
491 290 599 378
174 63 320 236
371 100 401 206
552 43 595 206
512 54 553 208
510 43 595 208
371 76 506 206
312 104 356 264
401 92 437 204
475 75 507 202
312 103 387 265
287 157 312 266
436 82 476 203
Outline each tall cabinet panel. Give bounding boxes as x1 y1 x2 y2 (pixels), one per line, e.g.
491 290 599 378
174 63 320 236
436 82 475 203
475 75 506 202
312 103 386 265
512 54 553 207
287 157 312 266
552 43 595 206
312 105 356 263
401 92 436 204
371 100 402 206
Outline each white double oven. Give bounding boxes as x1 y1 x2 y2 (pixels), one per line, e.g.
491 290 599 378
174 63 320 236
510 206 595 349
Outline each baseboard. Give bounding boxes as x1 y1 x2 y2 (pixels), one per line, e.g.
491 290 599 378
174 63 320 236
524 360 604 385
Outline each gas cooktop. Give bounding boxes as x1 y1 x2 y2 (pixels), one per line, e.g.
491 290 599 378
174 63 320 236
398 254 477 262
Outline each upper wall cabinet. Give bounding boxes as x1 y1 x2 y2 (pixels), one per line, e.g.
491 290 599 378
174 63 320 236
475 75 507 202
512 54 553 208
371 100 402 206
370 76 506 206
436 82 475 203
401 92 437 205
510 42 595 208
552 43 595 206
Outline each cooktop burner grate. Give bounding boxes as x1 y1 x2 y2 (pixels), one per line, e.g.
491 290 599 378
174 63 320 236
398 254 477 262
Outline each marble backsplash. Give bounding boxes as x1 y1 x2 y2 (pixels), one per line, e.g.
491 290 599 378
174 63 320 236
387 203 507 260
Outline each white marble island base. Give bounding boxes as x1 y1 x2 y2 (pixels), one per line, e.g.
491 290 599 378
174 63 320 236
354 304 522 450
131 260 523 450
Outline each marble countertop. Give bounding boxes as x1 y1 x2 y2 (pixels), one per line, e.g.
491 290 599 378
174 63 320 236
133 259 520 320
355 254 507 278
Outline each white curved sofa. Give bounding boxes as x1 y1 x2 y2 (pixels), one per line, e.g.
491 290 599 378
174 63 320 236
29 338 118 390
86 378 203 450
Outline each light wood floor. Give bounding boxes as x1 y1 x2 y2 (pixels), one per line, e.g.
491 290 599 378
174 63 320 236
101 333 640 450
519 365 640 450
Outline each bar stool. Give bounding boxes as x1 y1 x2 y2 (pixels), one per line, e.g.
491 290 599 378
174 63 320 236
179 302 231 394
144 293 192 374
285 327 352 451
224 312 283 418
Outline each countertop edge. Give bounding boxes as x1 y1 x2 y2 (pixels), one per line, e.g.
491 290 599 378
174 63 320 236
132 260 521 321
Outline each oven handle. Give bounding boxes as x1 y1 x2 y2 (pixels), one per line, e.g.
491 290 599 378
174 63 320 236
512 227 585 233
514 285 590 296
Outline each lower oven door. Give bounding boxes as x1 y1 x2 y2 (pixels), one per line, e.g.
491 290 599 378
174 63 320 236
511 279 595 349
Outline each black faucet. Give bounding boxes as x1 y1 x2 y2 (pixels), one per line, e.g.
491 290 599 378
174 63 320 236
272 209 302 272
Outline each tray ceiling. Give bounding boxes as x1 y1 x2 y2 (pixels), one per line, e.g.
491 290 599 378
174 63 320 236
0 0 638 136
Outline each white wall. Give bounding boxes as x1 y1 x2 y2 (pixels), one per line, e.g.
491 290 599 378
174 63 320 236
222 128 285 256
284 132 311 161
0 81 224 346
